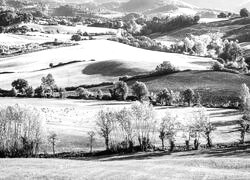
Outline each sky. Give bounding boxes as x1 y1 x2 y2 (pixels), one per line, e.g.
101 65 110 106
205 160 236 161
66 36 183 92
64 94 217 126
182 0 250 11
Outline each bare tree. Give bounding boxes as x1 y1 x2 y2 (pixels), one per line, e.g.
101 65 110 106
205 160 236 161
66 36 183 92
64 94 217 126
159 111 180 151
48 133 57 155
96 109 115 151
131 102 156 151
87 131 95 153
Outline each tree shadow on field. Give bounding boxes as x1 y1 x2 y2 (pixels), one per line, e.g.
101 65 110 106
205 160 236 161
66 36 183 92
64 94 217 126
209 110 241 118
177 142 250 158
212 120 240 127
100 151 171 162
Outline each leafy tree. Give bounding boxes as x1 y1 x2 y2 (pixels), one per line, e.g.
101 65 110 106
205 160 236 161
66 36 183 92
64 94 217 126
71 34 81 41
96 109 116 150
25 86 34 98
114 81 129 100
183 88 195 106
131 81 149 101
11 79 28 95
159 111 180 151
240 8 249 17
211 61 224 71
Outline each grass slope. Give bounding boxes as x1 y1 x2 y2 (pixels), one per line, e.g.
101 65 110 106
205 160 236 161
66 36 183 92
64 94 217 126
0 40 213 89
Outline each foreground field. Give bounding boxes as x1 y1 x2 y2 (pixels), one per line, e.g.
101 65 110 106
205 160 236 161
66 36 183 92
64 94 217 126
1 156 250 180
0 97 248 152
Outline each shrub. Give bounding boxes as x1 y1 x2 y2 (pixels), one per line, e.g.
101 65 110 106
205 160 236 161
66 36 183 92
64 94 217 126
0 104 44 157
240 8 249 17
211 61 224 71
131 81 149 101
71 34 81 41
10 88 17 97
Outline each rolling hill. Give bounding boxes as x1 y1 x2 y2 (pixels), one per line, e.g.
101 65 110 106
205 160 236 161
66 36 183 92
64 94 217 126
0 39 214 89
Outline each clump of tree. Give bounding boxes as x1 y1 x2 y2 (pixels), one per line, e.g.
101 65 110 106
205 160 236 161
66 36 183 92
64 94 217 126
71 34 81 41
131 81 149 101
96 102 156 152
182 88 195 106
11 79 34 98
76 87 92 99
156 89 174 106
155 61 179 75
0 104 45 157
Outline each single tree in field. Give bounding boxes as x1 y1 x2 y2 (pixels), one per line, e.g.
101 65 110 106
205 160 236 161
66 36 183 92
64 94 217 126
240 8 249 17
114 81 129 100
183 88 195 106
87 131 95 153
131 81 149 101
159 111 180 151
11 79 29 95
48 133 57 155
96 109 115 151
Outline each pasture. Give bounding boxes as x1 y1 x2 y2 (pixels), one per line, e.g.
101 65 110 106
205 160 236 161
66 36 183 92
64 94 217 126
0 97 247 153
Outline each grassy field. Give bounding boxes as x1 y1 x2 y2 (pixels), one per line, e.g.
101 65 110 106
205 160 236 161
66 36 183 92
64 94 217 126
0 97 248 153
1 156 250 180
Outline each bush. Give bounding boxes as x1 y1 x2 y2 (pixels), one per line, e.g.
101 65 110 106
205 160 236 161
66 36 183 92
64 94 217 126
155 61 179 74
131 81 149 101
0 104 44 157
35 86 45 98
240 8 249 17
211 61 224 71
71 34 81 41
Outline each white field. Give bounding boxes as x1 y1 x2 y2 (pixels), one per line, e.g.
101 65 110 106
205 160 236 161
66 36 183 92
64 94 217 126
1 157 250 180
0 39 214 89
0 97 247 152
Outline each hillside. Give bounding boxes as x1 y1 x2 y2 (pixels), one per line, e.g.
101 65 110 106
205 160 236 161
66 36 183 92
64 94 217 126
0 40 214 89
154 17 250 44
